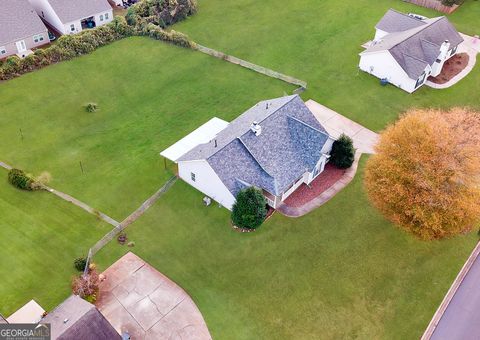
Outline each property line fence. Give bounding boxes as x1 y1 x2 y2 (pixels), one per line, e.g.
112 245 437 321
195 44 307 90
87 176 177 257
402 0 460 14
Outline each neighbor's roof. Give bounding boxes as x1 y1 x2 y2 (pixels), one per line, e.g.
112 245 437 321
6 300 45 324
181 95 332 197
161 117 229 162
0 0 47 46
47 0 112 23
363 10 463 79
42 295 121 340
0 314 7 324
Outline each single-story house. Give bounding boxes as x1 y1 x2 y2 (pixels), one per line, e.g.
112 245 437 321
0 0 49 59
42 295 121 340
28 0 113 35
359 9 463 93
161 95 335 210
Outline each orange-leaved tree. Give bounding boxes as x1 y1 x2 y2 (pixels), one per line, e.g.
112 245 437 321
365 108 480 240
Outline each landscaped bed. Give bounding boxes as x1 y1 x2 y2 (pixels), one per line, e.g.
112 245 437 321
428 53 470 84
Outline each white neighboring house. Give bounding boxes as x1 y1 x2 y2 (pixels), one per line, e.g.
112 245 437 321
161 95 335 210
28 0 113 35
0 0 49 59
359 9 464 93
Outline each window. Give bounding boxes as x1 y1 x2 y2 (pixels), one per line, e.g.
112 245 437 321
33 34 44 43
450 46 457 55
415 72 426 88
41 11 45 17
70 24 75 32
0 46 6 55
100 14 104 21
105 12 109 20
191 172 196 182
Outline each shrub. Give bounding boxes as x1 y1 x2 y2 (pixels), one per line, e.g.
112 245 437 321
8 169 33 190
85 103 98 112
441 0 464 7
231 187 267 230
72 268 100 302
330 134 355 169
117 232 127 245
74 257 88 272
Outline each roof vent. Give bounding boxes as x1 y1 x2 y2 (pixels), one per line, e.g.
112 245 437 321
250 121 262 136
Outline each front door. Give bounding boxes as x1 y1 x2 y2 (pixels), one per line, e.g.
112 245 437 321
16 40 26 53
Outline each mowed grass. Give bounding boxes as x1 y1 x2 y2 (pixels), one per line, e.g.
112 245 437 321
95 158 478 339
0 37 293 221
176 0 480 131
0 168 110 316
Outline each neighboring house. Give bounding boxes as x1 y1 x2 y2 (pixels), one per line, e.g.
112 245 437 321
0 0 49 59
359 9 463 93
28 0 113 35
161 95 335 210
0 314 7 324
42 295 121 340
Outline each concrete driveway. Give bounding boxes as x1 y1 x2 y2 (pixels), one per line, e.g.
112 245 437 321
96 252 211 339
306 100 378 154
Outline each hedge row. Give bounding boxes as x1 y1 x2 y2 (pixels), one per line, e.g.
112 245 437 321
0 1 198 81
126 0 197 28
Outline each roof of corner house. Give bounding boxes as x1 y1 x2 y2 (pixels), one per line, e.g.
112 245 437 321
42 295 121 340
0 314 7 324
181 95 332 197
364 11 463 79
375 9 426 33
47 0 112 23
0 0 47 46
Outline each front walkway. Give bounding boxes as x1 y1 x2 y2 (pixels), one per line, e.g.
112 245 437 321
426 33 480 89
277 152 361 217
305 100 378 154
96 252 211 339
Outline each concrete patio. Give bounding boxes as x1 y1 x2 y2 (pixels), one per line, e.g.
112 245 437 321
96 252 211 339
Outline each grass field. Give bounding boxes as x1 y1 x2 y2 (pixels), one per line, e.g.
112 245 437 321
1 0 479 337
0 168 110 316
176 0 480 131
0 37 293 221
95 158 478 339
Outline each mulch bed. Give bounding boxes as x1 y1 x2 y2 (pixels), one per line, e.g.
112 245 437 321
283 163 345 208
428 53 469 84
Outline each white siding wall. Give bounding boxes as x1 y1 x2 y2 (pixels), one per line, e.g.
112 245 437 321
359 51 418 93
374 29 388 41
64 10 113 34
178 160 236 210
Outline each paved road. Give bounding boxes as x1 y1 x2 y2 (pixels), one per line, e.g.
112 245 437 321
431 251 480 340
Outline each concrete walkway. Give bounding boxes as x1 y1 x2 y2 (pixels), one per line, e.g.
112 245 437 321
306 100 378 154
277 152 361 217
97 252 211 339
426 33 480 89
0 160 120 227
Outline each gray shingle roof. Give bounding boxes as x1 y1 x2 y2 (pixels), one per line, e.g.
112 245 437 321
47 0 112 23
183 95 331 197
0 314 7 324
42 295 120 340
363 11 463 79
0 0 47 46
376 9 425 33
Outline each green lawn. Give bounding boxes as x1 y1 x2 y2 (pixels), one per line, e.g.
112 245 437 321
0 168 110 316
95 158 478 339
176 0 480 131
0 37 293 221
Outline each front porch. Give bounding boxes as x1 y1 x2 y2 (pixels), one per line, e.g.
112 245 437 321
277 152 361 217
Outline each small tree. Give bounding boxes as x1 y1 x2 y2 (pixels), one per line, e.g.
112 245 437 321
73 257 87 272
330 134 355 169
231 187 267 230
72 268 100 303
8 169 33 190
365 108 480 240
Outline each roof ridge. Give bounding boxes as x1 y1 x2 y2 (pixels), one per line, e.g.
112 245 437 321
402 51 429 65
287 115 332 139
387 16 444 51
257 95 298 125
237 137 274 178
420 38 440 47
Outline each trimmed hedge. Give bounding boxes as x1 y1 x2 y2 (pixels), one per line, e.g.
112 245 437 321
330 134 355 169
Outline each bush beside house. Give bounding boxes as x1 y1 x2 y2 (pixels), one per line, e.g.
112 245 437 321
231 187 267 230
330 134 355 169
